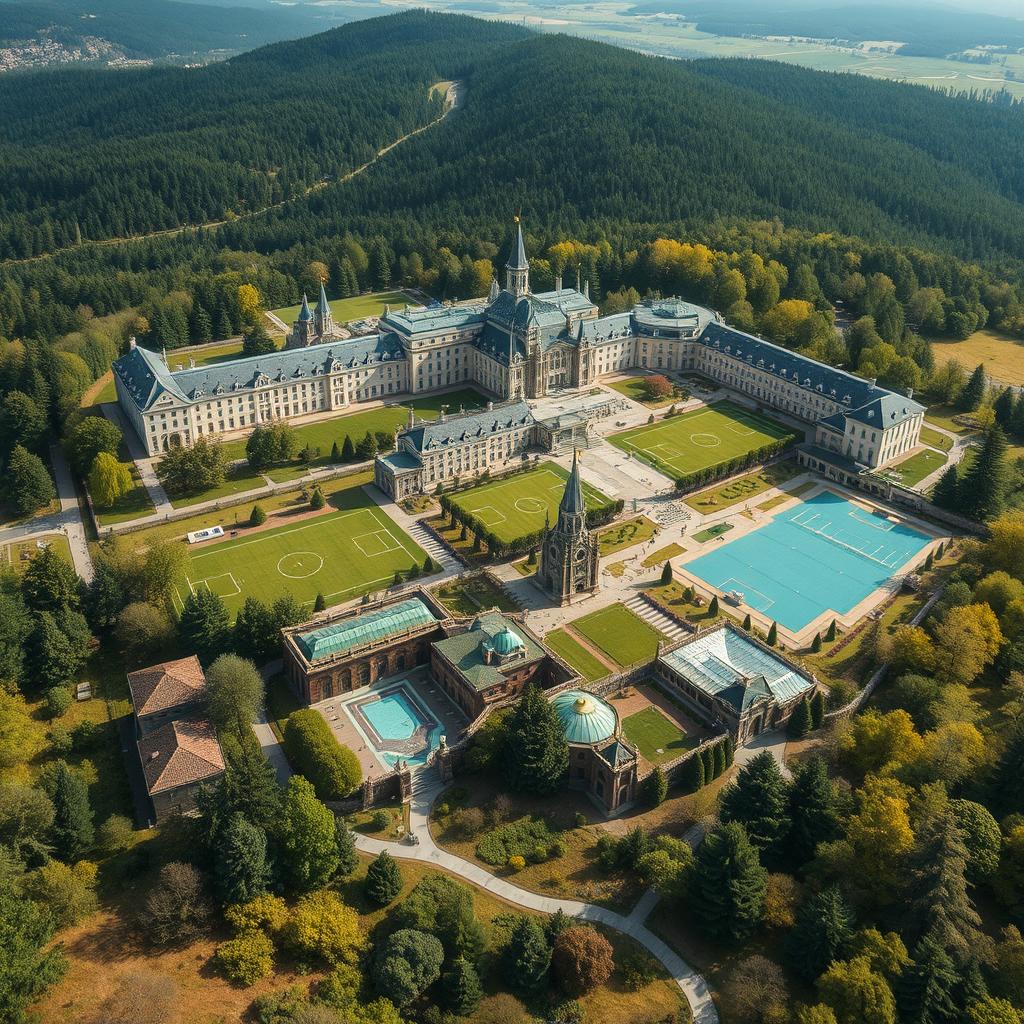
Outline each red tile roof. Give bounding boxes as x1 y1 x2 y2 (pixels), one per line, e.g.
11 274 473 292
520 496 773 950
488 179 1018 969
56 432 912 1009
127 656 206 717
137 717 224 795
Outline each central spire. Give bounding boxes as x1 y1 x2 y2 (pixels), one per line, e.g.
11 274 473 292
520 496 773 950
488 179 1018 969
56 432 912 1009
559 449 585 520
505 216 530 297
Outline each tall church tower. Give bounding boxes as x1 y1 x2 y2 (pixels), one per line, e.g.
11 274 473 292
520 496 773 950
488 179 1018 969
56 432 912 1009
314 280 334 339
289 293 315 348
537 450 600 606
505 218 530 298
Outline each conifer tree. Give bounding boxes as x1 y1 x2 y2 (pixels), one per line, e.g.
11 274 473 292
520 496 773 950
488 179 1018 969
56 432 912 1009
5 444 55 516
932 465 960 511
720 750 790 862
335 819 358 877
960 426 1009 521
48 760 94 860
958 364 987 412
502 916 551 994
683 752 705 793
341 435 355 461
826 619 837 643
314 593 326 612
366 850 402 906
811 632 823 653
330 440 340 462
214 813 270 905
179 587 231 664
443 956 483 1014
896 935 961 1024
743 613 752 631
502 683 568 796
789 698 814 738
712 740 727 778
660 561 673 584
994 388 1016 429
215 309 233 340
689 823 767 941
767 620 778 646
644 766 668 807
700 745 715 782
708 595 719 617
786 887 855 984
1011 394 1024 438
787 755 839 865
724 734 735 767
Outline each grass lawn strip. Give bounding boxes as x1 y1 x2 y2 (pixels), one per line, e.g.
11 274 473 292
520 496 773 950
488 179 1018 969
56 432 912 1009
270 289 415 326
448 462 611 545
431 574 521 615
622 705 693 764
693 522 733 543
887 447 947 487
609 399 794 480
544 627 613 682
4 533 73 575
642 542 685 567
597 515 658 556
919 424 954 452
570 604 665 667
683 460 799 513
175 503 426 617
606 375 680 408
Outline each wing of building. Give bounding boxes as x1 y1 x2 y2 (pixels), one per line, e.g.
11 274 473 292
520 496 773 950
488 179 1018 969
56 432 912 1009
113 222 923 484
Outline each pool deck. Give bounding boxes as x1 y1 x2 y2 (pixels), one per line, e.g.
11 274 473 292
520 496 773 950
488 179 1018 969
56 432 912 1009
313 666 468 779
673 480 948 649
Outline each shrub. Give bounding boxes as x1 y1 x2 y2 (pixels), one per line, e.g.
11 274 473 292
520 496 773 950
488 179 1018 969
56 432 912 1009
283 890 364 965
283 710 361 800
552 927 614 995
457 805 486 838
215 930 274 985
372 928 444 1007
371 808 392 832
529 843 549 864
49 726 72 755
476 817 558 866
71 720 96 752
250 504 267 526
575 812 588 828
365 850 402 906
97 813 135 855
549 839 566 858
45 686 72 719
551 999 587 1024
224 894 288 935
142 861 212 947
508 855 526 871
621 952 658 991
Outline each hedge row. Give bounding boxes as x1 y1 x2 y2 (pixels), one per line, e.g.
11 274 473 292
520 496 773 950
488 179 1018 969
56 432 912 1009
283 709 362 801
674 436 797 493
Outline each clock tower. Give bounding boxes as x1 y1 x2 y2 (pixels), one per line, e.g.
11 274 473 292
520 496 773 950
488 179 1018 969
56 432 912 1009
537 450 600 606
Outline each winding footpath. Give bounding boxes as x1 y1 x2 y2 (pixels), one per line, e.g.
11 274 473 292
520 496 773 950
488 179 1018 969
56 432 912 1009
352 775 720 1024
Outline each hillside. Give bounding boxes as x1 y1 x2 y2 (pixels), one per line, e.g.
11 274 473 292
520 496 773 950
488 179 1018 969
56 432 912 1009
3 11 1024 267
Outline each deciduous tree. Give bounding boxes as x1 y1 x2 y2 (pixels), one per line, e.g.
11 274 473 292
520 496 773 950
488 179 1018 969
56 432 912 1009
275 776 339 892
551 926 614 995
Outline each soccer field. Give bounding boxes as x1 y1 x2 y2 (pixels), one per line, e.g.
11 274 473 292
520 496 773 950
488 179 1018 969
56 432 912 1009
608 400 794 480
173 505 427 618
448 463 611 544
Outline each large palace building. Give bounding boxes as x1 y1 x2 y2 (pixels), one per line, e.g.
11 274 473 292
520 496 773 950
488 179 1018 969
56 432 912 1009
113 221 923 471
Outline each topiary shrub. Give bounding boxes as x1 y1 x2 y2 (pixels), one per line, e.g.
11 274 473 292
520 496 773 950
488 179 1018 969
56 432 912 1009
249 504 267 527
215 929 274 985
507 855 526 871
309 487 325 510
282 709 361 800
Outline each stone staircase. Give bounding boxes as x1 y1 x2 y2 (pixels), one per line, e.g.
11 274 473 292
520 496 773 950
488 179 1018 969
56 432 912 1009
550 433 602 457
626 594 689 644
408 521 460 574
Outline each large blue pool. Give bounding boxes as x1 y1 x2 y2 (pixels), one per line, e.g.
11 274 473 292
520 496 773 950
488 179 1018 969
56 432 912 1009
686 491 931 632
351 685 441 768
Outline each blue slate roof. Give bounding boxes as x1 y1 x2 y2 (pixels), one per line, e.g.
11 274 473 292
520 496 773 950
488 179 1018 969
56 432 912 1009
113 334 405 411
298 293 313 322
404 400 534 453
383 302 486 336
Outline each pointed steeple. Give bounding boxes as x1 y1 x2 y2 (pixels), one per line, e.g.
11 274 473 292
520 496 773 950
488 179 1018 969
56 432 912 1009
505 217 529 297
559 449 586 519
298 292 313 322
317 280 329 312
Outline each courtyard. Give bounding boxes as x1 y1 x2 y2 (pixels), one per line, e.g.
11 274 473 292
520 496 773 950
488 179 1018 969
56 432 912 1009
607 683 709 769
608 399 796 481
447 462 613 545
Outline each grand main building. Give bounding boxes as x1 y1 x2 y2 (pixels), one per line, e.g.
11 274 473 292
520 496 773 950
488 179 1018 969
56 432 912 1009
113 223 923 479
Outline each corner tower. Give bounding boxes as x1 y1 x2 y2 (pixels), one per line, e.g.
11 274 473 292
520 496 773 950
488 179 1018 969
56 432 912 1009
314 280 333 339
536 450 600 606
506 218 529 298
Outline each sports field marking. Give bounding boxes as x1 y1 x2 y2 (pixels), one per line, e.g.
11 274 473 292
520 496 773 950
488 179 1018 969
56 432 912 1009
352 530 402 558
719 576 775 613
276 552 325 579
515 497 546 514
690 433 721 448
469 505 507 526
366 507 421 564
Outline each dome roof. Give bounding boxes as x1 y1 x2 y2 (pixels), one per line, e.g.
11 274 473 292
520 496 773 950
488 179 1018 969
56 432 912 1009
491 626 525 656
552 689 617 745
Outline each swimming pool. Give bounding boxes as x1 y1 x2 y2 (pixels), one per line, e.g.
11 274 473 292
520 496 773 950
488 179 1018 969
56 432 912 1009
685 491 931 633
347 685 442 768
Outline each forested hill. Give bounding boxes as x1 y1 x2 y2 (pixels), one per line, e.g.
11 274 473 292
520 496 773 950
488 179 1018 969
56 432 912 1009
4 10 1024 267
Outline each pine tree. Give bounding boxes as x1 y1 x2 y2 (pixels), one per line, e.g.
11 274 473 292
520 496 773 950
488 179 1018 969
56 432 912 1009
644 766 668 807
443 956 483 1014
743 613 752 631
788 698 813 738
992 724 1024 817
423 555 435 574
341 435 355 461
689 823 767 941
190 304 213 343
335 819 358 876
826 619 837 643
960 425 1009 521
48 761 94 859
896 935 961 1024
713 740 727 778
215 309 233 340
366 850 402 906
330 440 340 462
785 887 854 984
932 465 960 511
660 561 673 584
683 752 705 793
787 755 839 865
1011 393 1024 438
179 588 231 664
720 750 790 862
214 813 270 904
994 388 1016 429
314 593 326 612
811 690 826 728
502 916 551 994
811 632 823 653
708 595 719 617
502 683 568 796
767 621 778 646
958 364 987 412
5 444 55 516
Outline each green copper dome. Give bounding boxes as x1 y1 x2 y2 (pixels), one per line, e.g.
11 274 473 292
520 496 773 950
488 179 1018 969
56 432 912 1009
552 689 617 745
491 626 524 656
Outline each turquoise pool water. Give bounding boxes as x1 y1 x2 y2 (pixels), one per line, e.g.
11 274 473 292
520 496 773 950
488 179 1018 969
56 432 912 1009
356 687 441 767
686 491 931 632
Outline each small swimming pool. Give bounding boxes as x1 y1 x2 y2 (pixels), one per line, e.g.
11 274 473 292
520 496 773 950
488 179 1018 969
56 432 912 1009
346 684 442 768
686 491 931 633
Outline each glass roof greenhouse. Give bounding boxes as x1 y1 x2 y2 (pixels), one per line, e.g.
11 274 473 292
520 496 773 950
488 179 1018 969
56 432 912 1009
295 598 438 663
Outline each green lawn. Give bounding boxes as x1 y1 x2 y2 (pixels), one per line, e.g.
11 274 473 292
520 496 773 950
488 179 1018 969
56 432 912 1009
609 400 795 480
270 290 416 325
431 574 521 616
642 542 685 567
693 522 733 543
683 460 800 513
887 447 947 488
169 463 268 509
94 442 157 525
544 628 609 682
448 462 612 545
606 376 681 408
173 492 429 617
924 403 976 435
597 516 658 556
919 425 954 452
3 534 73 575
621 706 694 764
570 604 665 668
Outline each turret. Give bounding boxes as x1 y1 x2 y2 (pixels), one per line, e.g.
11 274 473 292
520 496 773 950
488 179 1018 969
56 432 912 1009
314 280 333 338
505 218 529 297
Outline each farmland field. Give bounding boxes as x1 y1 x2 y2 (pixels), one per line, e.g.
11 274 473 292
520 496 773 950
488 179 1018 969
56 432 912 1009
929 328 1024 386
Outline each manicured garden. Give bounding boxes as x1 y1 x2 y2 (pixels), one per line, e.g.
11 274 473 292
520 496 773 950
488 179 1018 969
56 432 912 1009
597 515 659 555
569 604 665 668
622 706 696 765
886 447 947 488
431 573 521 616
544 627 611 682
683 460 800 513
270 289 416 325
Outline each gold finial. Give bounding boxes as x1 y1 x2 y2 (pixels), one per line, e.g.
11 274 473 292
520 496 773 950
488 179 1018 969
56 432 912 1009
513 213 520 224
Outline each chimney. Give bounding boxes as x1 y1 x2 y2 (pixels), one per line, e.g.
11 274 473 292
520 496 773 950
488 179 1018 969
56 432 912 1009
189 357 196 369
487 400 494 411
129 335 137 350
906 387 914 399
555 274 562 292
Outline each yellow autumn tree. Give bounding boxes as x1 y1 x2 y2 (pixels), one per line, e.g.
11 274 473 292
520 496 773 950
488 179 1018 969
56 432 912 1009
838 709 923 781
237 284 262 325
935 603 1004 684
